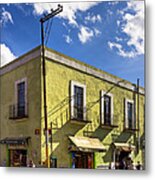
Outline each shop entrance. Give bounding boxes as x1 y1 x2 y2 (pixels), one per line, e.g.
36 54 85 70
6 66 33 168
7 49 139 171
9 149 27 167
115 150 132 169
72 152 94 169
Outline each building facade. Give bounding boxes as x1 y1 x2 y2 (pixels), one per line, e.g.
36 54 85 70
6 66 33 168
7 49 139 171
0 46 145 169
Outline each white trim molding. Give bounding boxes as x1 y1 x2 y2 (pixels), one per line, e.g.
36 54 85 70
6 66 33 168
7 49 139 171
70 80 86 120
15 77 28 116
0 48 41 75
100 90 114 125
124 98 135 129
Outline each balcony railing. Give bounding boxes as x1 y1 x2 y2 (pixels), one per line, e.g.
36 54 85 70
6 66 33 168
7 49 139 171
9 103 28 119
70 106 91 124
100 114 118 129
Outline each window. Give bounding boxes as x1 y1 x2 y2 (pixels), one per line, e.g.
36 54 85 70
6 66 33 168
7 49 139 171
125 99 135 129
100 91 113 125
17 81 25 117
70 81 86 120
12 78 27 119
74 86 84 120
104 95 111 125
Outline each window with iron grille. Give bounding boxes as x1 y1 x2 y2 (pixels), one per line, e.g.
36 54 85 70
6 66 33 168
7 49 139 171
17 81 25 117
125 99 135 129
104 95 111 125
9 78 27 119
127 102 133 129
100 91 113 126
70 81 86 121
74 85 84 120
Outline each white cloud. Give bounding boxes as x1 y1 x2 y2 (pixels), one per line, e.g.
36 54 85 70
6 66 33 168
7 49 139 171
64 35 72 44
108 41 121 50
115 36 123 42
108 1 119 6
0 44 16 67
107 9 113 16
0 8 14 25
108 41 136 58
94 28 101 37
108 1 144 58
78 26 94 44
117 9 124 15
33 2 99 27
117 20 120 26
85 14 102 23
122 1 144 56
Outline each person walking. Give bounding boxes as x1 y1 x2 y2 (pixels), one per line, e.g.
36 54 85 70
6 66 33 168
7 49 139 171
136 161 142 170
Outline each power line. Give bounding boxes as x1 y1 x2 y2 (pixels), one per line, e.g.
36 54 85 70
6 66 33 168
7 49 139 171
45 18 54 45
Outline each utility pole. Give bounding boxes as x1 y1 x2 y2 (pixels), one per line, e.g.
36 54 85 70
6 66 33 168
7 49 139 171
137 78 140 152
40 4 63 168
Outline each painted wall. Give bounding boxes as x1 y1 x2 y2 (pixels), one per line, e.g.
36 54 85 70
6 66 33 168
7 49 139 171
42 51 145 168
0 56 42 166
0 46 145 169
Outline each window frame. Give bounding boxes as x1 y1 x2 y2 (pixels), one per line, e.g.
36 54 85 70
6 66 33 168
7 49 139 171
124 98 135 129
100 90 114 126
15 78 27 117
70 81 86 120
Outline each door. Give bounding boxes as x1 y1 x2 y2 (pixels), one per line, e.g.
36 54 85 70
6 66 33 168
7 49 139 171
9 149 27 167
73 152 94 169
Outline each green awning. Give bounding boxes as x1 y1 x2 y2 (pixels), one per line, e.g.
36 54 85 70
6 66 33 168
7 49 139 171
0 136 30 145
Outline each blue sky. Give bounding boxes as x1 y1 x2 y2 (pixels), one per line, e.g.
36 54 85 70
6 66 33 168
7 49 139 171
0 1 144 87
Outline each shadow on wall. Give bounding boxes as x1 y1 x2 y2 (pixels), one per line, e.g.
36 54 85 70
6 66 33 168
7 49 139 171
115 131 133 143
102 144 113 163
91 127 112 141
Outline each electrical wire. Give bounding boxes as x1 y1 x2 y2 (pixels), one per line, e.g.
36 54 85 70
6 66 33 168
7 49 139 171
45 18 54 45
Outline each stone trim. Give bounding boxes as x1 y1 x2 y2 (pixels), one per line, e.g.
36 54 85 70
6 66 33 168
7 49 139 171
124 98 135 129
15 77 28 115
70 80 86 120
100 90 114 125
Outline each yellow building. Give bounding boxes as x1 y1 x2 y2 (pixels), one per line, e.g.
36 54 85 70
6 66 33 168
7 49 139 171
0 46 145 169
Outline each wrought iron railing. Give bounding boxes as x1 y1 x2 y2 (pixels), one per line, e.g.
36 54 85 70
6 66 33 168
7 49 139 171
9 103 28 119
100 114 119 127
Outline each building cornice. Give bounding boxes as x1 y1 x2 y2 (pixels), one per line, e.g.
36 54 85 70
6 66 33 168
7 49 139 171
0 46 41 76
45 49 145 95
0 46 145 95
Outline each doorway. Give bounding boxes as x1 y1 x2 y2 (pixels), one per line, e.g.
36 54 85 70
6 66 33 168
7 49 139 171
9 149 27 167
115 150 132 169
72 152 94 169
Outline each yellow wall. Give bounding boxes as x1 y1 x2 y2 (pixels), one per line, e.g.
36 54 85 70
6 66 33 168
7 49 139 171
41 55 145 168
0 46 145 168
0 56 42 166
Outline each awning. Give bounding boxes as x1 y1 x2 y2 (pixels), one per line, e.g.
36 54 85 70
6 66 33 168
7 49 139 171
113 142 135 152
69 136 106 152
0 136 30 145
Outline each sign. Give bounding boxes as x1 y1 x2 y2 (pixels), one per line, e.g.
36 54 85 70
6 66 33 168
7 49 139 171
43 128 52 135
35 129 40 135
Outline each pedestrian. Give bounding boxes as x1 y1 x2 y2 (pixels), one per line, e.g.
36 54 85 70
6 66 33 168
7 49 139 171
1 159 6 167
36 161 43 168
136 161 142 170
27 160 35 168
